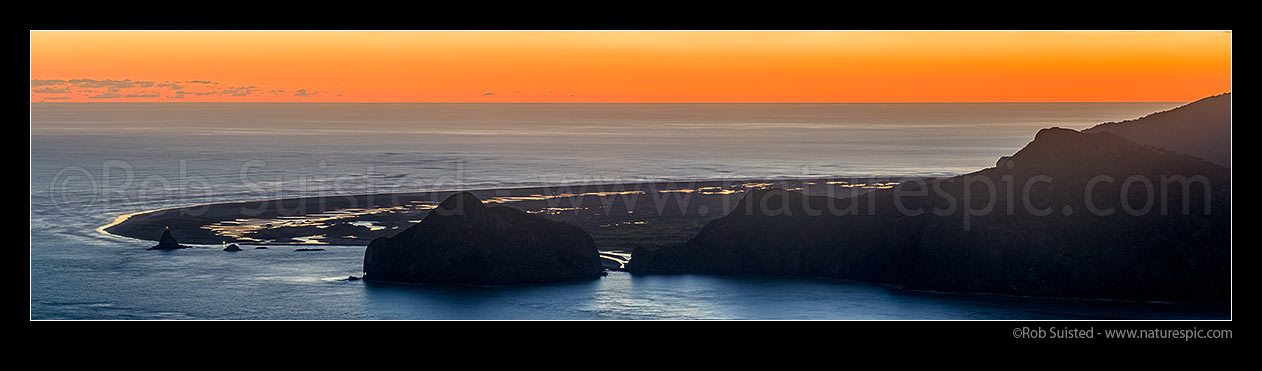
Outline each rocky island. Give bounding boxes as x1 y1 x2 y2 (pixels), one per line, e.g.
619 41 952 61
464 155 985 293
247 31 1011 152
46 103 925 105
147 228 190 250
362 192 606 285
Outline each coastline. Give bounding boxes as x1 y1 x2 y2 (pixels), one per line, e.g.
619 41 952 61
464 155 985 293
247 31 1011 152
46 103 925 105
101 176 908 246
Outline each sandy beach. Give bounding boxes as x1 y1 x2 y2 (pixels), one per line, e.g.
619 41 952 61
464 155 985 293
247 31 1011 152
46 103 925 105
103 177 905 254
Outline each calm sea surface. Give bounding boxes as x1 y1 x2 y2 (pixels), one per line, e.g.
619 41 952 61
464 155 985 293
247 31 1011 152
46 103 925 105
30 102 1228 319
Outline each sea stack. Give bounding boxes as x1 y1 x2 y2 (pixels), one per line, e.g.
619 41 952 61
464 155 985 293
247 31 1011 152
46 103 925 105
148 228 190 250
362 192 604 285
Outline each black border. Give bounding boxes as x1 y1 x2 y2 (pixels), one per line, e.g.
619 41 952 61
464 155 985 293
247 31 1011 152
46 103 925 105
25 3 1233 31
26 320 1237 346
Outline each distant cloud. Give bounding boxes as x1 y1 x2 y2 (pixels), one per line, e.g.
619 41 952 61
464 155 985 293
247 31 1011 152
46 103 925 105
31 79 67 86
31 77 332 101
33 87 71 94
175 90 218 96
125 92 162 98
67 79 152 89
42 96 71 100
483 92 495 96
220 86 258 96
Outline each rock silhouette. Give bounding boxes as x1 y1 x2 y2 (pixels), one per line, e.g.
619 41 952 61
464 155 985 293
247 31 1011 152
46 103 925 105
148 228 190 250
1085 92 1231 167
363 192 604 285
629 127 1230 302
224 243 242 252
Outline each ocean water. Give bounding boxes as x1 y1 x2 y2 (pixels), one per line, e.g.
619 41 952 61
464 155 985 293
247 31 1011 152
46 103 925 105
29 102 1229 320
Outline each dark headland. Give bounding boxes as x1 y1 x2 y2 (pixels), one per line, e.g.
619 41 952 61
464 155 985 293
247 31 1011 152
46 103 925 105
628 105 1231 302
1084 93 1231 167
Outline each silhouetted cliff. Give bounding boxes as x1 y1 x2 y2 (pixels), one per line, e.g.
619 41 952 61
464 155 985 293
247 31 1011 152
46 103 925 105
629 128 1230 302
363 192 604 285
1085 93 1231 167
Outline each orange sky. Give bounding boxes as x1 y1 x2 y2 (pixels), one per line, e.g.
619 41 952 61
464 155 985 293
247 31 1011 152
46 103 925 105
29 31 1231 103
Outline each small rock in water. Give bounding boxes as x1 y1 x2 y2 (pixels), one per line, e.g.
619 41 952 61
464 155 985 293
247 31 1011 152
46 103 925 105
295 248 325 252
254 246 268 249
224 243 242 252
148 228 190 250
347 275 361 281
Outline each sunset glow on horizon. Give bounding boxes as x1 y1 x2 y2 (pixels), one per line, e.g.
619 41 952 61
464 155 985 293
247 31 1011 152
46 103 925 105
30 30 1231 103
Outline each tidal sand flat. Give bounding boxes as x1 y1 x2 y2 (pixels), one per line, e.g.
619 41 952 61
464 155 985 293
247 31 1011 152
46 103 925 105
102 177 901 269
